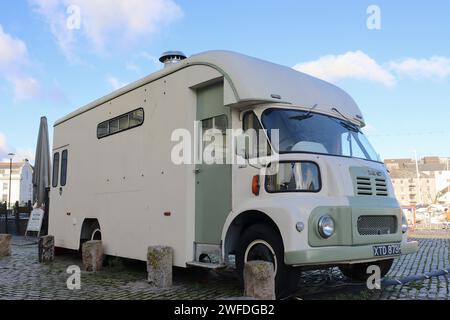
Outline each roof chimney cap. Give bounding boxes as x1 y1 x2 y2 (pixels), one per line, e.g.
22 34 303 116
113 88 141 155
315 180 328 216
159 51 187 67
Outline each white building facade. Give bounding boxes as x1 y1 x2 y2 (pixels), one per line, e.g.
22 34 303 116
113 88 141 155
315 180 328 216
0 160 33 207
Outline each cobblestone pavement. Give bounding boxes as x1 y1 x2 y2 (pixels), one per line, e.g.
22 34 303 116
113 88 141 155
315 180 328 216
0 236 448 300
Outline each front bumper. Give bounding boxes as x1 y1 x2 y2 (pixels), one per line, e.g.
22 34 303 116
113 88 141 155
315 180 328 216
285 241 418 266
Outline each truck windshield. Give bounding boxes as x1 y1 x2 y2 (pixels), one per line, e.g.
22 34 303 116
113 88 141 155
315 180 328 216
261 108 381 162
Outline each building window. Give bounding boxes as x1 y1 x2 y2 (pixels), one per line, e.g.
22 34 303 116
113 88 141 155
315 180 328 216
52 153 60 188
2 183 7 191
97 108 144 139
61 150 68 187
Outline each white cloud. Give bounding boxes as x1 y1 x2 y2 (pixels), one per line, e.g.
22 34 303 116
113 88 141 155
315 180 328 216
30 0 182 60
389 56 450 79
12 76 41 102
126 51 161 76
29 0 78 62
0 133 8 158
0 133 35 164
14 148 36 164
0 26 27 70
293 51 397 88
107 77 127 90
0 25 41 101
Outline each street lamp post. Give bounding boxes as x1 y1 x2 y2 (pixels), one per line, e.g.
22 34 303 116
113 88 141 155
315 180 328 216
6 153 15 234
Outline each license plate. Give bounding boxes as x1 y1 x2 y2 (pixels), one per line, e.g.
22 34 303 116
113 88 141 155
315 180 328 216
372 244 401 257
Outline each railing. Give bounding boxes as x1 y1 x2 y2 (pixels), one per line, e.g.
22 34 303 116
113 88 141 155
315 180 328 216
0 201 33 235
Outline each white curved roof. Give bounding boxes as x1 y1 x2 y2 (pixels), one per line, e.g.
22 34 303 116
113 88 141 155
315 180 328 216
189 51 364 124
55 50 364 126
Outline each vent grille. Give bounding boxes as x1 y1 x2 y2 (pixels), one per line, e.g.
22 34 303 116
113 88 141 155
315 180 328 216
356 177 373 196
357 216 398 235
356 176 389 197
375 178 388 196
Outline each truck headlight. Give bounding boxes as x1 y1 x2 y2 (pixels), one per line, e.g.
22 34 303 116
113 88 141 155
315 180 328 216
401 213 408 234
318 215 335 238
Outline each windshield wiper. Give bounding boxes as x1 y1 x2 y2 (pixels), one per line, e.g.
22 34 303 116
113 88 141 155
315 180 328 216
339 121 359 132
289 104 318 121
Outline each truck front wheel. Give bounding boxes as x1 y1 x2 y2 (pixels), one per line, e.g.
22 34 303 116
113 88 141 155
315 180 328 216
236 224 301 298
339 258 394 282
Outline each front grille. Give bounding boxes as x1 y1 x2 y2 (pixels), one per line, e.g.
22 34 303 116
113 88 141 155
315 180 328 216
356 176 389 197
357 215 397 235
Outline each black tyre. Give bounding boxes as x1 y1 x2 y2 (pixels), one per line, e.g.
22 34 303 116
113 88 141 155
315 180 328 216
339 259 394 282
236 224 301 298
86 220 101 241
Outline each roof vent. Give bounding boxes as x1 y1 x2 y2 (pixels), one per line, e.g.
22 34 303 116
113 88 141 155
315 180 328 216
159 51 187 68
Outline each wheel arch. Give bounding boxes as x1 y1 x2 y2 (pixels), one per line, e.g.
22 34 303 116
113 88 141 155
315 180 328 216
80 218 102 242
222 210 284 261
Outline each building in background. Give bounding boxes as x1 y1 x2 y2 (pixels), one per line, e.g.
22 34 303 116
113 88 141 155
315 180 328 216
0 160 33 207
385 157 450 206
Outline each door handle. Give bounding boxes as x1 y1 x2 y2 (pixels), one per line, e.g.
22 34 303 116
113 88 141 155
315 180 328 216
194 168 201 174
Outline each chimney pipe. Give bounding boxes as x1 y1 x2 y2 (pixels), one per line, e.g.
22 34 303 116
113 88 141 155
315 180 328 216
159 51 187 68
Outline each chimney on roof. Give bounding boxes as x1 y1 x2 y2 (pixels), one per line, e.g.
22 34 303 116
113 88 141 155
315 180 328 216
159 51 187 68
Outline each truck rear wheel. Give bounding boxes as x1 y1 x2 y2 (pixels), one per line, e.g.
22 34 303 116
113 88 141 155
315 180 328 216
339 259 394 282
236 224 301 298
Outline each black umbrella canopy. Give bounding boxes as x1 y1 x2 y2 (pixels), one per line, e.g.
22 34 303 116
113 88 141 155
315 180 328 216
33 116 51 208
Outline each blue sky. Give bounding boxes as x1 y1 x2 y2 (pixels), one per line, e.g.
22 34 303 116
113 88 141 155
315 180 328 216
0 0 449 163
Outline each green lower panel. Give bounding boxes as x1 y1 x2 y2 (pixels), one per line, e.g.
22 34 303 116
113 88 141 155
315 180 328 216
285 241 418 266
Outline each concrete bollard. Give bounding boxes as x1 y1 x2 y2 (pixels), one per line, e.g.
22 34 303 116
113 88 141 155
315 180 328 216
244 261 276 300
82 240 104 272
147 246 173 288
38 235 55 263
0 234 12 257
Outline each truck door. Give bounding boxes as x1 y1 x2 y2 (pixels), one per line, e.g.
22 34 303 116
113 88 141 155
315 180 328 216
50 147 70 234
195 82 232 245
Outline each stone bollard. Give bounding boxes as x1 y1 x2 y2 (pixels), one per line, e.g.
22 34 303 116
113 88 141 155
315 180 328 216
147 246 173 288
82 240 104 272
38 235 55 263
0 234 12 257
244 261 276 300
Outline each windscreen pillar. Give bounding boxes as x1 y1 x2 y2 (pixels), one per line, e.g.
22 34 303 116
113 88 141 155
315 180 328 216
244 261 276 300
147 246 173 288
38 235 55 263
0 234 12 257
82 240 104 272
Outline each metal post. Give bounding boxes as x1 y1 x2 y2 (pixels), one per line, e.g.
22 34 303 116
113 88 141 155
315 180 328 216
8 157 12 210
414 151 422 205
6 153 15 234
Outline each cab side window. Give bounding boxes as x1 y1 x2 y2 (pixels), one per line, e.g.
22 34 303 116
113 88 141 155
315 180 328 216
243 111 271 158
